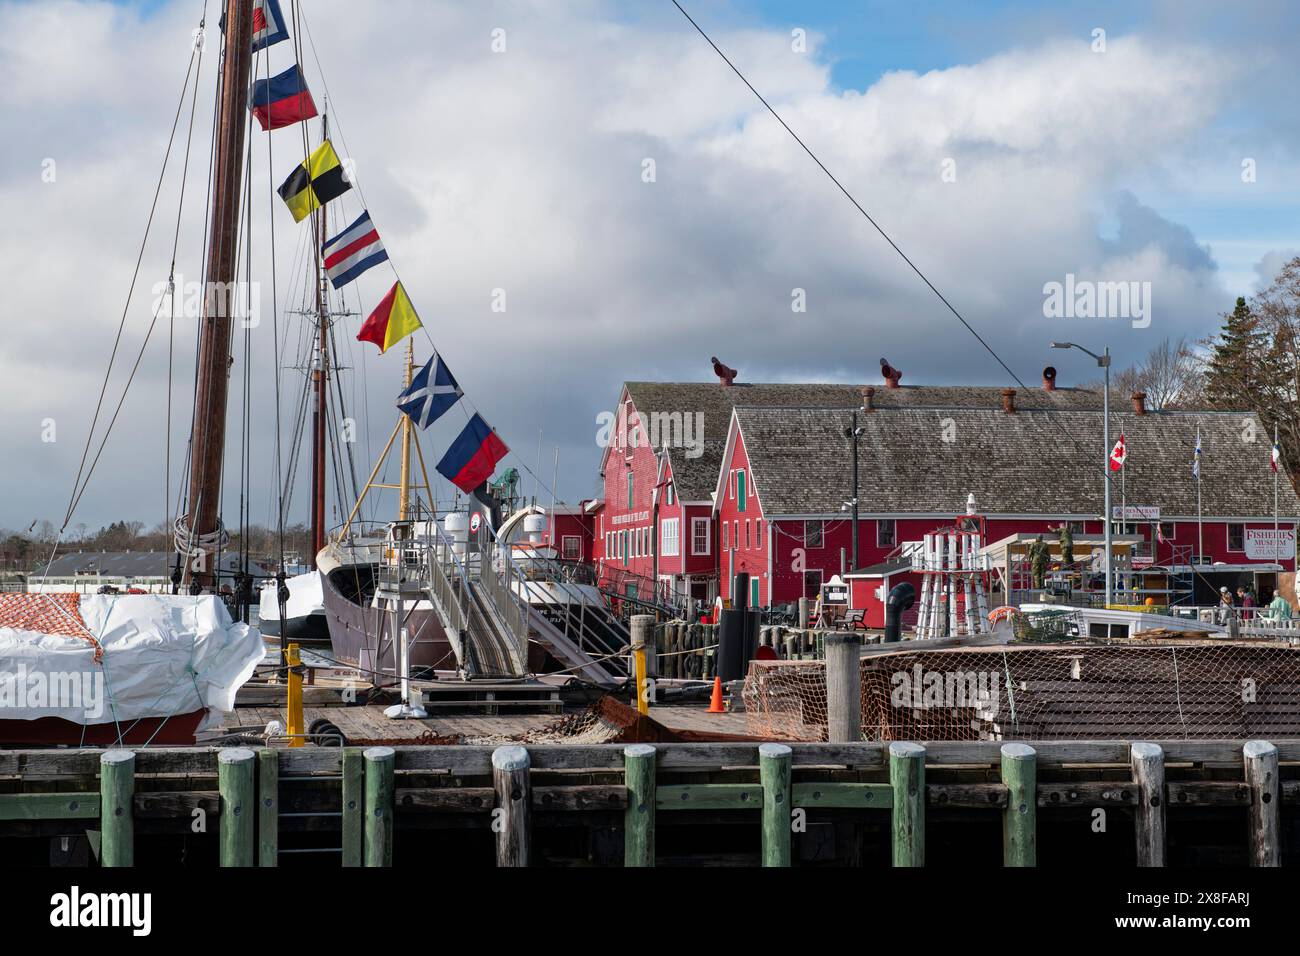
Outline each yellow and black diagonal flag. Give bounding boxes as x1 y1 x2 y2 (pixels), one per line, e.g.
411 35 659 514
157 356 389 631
278 139 351 223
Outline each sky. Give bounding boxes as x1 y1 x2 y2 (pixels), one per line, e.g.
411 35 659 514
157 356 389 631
0 0 1297 538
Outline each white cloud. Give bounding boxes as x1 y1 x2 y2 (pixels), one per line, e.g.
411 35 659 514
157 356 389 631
0 1 1256 529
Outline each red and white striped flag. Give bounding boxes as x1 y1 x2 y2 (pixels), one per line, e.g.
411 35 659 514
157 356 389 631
1109 433 1127 471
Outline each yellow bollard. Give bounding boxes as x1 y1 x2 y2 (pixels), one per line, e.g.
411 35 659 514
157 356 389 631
633 644 649 716
286 642 304 747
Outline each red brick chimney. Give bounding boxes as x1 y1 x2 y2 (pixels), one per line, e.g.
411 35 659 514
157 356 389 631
1131 392 1147 415
861 386 876 413
1001 388 1017 414
1042 366 1057 391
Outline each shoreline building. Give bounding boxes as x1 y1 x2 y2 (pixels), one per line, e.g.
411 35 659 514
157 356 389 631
593 364 1300 610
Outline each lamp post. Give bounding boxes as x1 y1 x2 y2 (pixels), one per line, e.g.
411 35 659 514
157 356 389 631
1051 342 1112 607
844 412 864 572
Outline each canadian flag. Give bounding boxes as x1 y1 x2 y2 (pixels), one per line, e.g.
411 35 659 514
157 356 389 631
1109 433 1127 471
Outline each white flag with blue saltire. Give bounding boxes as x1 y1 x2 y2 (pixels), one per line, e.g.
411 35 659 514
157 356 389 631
397 354 463 429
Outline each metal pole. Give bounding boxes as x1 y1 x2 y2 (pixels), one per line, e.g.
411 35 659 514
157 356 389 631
1197 425 1204 561
850 411 860 572
1103 348 1112 607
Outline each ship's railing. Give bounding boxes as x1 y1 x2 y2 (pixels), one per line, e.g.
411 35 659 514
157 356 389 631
492 531 630 673
408 522 474 674
473 533 530 676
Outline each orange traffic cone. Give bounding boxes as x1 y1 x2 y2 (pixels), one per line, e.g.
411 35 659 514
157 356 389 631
707 676 725 713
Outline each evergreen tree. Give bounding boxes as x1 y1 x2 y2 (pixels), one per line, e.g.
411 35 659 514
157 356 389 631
1203 297 1270 409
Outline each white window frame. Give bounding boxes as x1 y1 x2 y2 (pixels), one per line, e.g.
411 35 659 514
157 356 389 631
562 535 582 561
692 517 711 556
661 518 680 557
722 522 729 551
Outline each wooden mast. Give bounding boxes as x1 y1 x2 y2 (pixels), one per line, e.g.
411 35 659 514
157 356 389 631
184 0 254 590
310 115 330 567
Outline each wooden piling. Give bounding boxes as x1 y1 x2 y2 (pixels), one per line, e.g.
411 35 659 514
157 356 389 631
99 750 134 868
1000 743 1036 866
759 743 792 867
1243 740 1280 867
889 741 925 867
257 747 277 867
624 744 656 867
341 748 363 867
218 747 255 867
493 745 531 867
364 746 395 867
798 596 810 629
824 632 862 742
1130 742 1166 867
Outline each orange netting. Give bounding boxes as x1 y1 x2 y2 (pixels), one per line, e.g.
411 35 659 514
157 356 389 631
0 593 100 660
742 639 1300 741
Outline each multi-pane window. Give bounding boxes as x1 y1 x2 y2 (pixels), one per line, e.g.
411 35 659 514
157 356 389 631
1228 523 1245 551
661 519 680 557
562 536 581 560
805 520 824 548
692 518 710 555
877 519 896 548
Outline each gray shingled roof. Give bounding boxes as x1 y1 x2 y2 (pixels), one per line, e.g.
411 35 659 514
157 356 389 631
35 551 272 578
621 381 1104 501
734 406 1300 519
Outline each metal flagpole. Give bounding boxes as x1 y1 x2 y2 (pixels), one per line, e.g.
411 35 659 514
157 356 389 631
1275 423 1279 564
1196 425 1203 562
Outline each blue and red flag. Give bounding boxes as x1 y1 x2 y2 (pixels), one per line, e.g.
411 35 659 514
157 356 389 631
221 0 290 53
437 414 509 493
250 65 317 131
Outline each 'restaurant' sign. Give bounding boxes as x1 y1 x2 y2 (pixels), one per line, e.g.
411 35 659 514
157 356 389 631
1111 505 1160 521
1244 528 1296 561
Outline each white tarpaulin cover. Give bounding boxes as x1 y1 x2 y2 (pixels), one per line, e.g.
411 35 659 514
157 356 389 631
0 594 263 730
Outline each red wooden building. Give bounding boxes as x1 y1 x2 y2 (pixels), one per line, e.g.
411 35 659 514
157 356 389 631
593 365 1300 612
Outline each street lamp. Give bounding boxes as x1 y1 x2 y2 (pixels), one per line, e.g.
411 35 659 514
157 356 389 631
1051 341 1112 607
844 411 865 572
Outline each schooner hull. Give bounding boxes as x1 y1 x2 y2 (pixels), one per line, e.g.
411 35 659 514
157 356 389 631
320 564 454 678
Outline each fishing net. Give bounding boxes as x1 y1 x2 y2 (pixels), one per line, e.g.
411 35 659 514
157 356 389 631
742 638 1300 741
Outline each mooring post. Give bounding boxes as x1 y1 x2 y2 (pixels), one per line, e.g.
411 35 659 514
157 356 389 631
493 746 532 867
1130 742 1166 867
1000 743 1037 867
99 750 135 868
341 748 363 867
363 746 395 867
257 748 278 867
218 747 256 867
759 743 792 867
824 631 862 742
631 614 653 714
890 741 925 867
1243 740 1280 867
624 744 657 867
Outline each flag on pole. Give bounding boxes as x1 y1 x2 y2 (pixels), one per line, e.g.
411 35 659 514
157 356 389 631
277 140 351 223
221 0 290 52
1272 435 1281 472
397 354 463 429
1192 430 1202 479
322 211 388 289
357 281 422 354
249 65 317 131
437 414 510 492
1109 433 1127 472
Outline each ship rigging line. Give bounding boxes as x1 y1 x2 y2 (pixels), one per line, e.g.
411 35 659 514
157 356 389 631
670 0 1127 502
57 15 207 536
